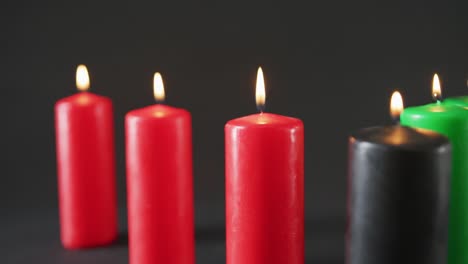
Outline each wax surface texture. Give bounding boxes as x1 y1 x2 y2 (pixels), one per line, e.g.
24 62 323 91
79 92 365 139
348 126 451 264
225 113 304 264
55 92 118 249
401 103 468 264
445 96 468 107
125 104 194 264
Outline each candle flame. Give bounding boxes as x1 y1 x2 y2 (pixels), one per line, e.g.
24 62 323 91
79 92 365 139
153 72 165 103
256 67 266 112
390 91 404 121
432 73 442 101
76 65 90 91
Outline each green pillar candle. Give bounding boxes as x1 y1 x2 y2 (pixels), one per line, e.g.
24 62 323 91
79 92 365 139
401 76 468 264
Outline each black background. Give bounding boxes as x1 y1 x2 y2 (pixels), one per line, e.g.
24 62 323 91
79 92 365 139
2 0 468 263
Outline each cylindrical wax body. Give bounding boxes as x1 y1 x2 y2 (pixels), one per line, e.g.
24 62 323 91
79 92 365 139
55 92 118 249
348 126 451 264
125 104 194 264
401 103 468 264
225 113 304 264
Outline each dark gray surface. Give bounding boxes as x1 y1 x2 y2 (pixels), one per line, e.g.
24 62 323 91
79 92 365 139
2 209 344 264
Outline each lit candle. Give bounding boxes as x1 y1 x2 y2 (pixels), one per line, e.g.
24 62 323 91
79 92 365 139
347 91 451 264
225 67 304 264
125 73 194 264
55 65 118 249
401 74 468 264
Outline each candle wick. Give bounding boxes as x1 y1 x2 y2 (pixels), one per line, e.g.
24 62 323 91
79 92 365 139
256 104 265 113
432 93 443 103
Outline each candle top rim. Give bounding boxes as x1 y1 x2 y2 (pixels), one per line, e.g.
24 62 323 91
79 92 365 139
350 125 450 151
445 96 468 106
402 103 467 119
226 113 303 128
126 104 189 119
55 92 110 107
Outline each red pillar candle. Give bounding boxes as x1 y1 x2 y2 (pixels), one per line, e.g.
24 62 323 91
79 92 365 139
225 67 304 264
125 73 194 264
54 65 117 249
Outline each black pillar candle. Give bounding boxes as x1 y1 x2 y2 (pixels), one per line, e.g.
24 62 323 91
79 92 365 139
347 91 452 263
347 125 451 264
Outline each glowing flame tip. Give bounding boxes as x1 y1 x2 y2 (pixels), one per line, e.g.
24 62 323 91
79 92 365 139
76 64 90 91
255 67 265 112
432 73 442 101
153 72 165 102
390 91 404 121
